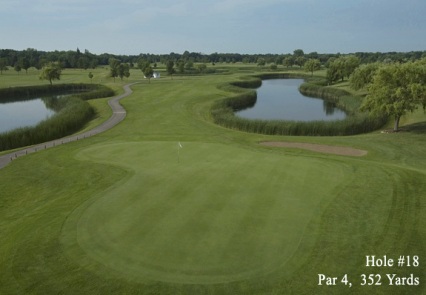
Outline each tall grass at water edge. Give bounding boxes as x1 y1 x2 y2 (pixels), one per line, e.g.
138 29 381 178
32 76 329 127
0 84 115 151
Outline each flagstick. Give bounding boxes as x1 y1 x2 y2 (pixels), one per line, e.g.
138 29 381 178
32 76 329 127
177 142 182 163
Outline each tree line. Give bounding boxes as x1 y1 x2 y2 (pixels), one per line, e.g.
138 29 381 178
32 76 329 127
1 48 425 72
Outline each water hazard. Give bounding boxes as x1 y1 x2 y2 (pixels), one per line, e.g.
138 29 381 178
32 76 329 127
0 98 57 133
235 79 346 121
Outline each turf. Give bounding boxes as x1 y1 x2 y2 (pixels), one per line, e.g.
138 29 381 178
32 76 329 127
0 65 425 294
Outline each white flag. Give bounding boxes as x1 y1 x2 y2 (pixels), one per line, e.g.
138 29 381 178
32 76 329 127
178 142 183 148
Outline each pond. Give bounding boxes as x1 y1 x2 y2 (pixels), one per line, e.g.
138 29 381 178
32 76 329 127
235 79 347 121
0 97 57 134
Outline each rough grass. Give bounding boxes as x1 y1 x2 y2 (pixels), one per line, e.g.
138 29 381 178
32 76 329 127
0 66 425 294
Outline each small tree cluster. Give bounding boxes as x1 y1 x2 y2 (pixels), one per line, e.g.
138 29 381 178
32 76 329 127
326 56 360 84
304 59 321 76
350 59 426 131
109 58 130 82
138 59 153 83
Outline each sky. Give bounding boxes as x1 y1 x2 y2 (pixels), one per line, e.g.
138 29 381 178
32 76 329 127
1 0 425 55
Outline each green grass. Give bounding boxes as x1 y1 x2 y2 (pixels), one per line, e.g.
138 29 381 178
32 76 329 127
0 66 425 294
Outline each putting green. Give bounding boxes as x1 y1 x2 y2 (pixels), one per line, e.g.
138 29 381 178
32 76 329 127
61 141 351 284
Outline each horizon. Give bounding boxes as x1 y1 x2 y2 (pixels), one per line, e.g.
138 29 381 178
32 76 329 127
2 47 425 57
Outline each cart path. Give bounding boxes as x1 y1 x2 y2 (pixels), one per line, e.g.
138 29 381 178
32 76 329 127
0 82 138 170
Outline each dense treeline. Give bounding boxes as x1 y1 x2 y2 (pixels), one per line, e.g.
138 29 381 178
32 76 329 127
0 84 114 151
1 48 425 71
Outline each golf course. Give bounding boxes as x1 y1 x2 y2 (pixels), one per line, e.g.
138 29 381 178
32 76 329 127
0 65 425 294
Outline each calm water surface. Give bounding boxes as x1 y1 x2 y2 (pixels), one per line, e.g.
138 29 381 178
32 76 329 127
0 98 56 133
236 79 346 121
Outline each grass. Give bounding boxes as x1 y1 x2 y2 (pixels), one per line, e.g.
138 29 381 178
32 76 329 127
0 65 425 294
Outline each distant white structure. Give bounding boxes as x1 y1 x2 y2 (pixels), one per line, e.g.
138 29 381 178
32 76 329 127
144 72 160 79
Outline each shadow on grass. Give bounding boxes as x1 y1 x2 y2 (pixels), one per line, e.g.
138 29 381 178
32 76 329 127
405 121 426 134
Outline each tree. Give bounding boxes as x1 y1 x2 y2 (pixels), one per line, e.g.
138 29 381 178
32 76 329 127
304 59 321 76
343 55 360 79
142 65 154 83
326 56 360 84
0 58 8 74
39 62 62 85
88 72 94 83
14 63 22 74
184 60 194 71
118 63 130 80
326 58 344 84
349 63 380 90
138 59 153 82
282 56 293 68
257 58 266 66
177 59 185 73
20 57 31 74
197 63 207 73
109 58 120 82
165 60 175 79
361 61 426 131
294 56 306 68
293 49 304 57
137 58 150 72
109 59 119 81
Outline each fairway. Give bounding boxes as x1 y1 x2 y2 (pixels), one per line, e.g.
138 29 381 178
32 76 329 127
0 67 425 294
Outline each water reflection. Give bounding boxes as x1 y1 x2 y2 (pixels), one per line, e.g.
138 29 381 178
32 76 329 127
0 96 58 133
236 79 346 121
323 100 337 115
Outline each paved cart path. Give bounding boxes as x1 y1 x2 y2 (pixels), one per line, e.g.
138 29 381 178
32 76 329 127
0 82 138 170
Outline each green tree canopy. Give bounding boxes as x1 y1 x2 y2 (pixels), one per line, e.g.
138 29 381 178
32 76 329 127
88 72 94 83
39 62 62 85
177 59 185 73
361 61 426 131
109 58 121 82
165 60 175 79
118 63 130 80
304 58 321 76
197 63 207 73
349 63 380 90
0 58 8 74
142 65 154 83
326 56 360 84
293 49 304 57
282 56 293 68
257 58 266 66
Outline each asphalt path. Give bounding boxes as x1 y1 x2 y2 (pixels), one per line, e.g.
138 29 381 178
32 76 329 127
0 82 138 170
